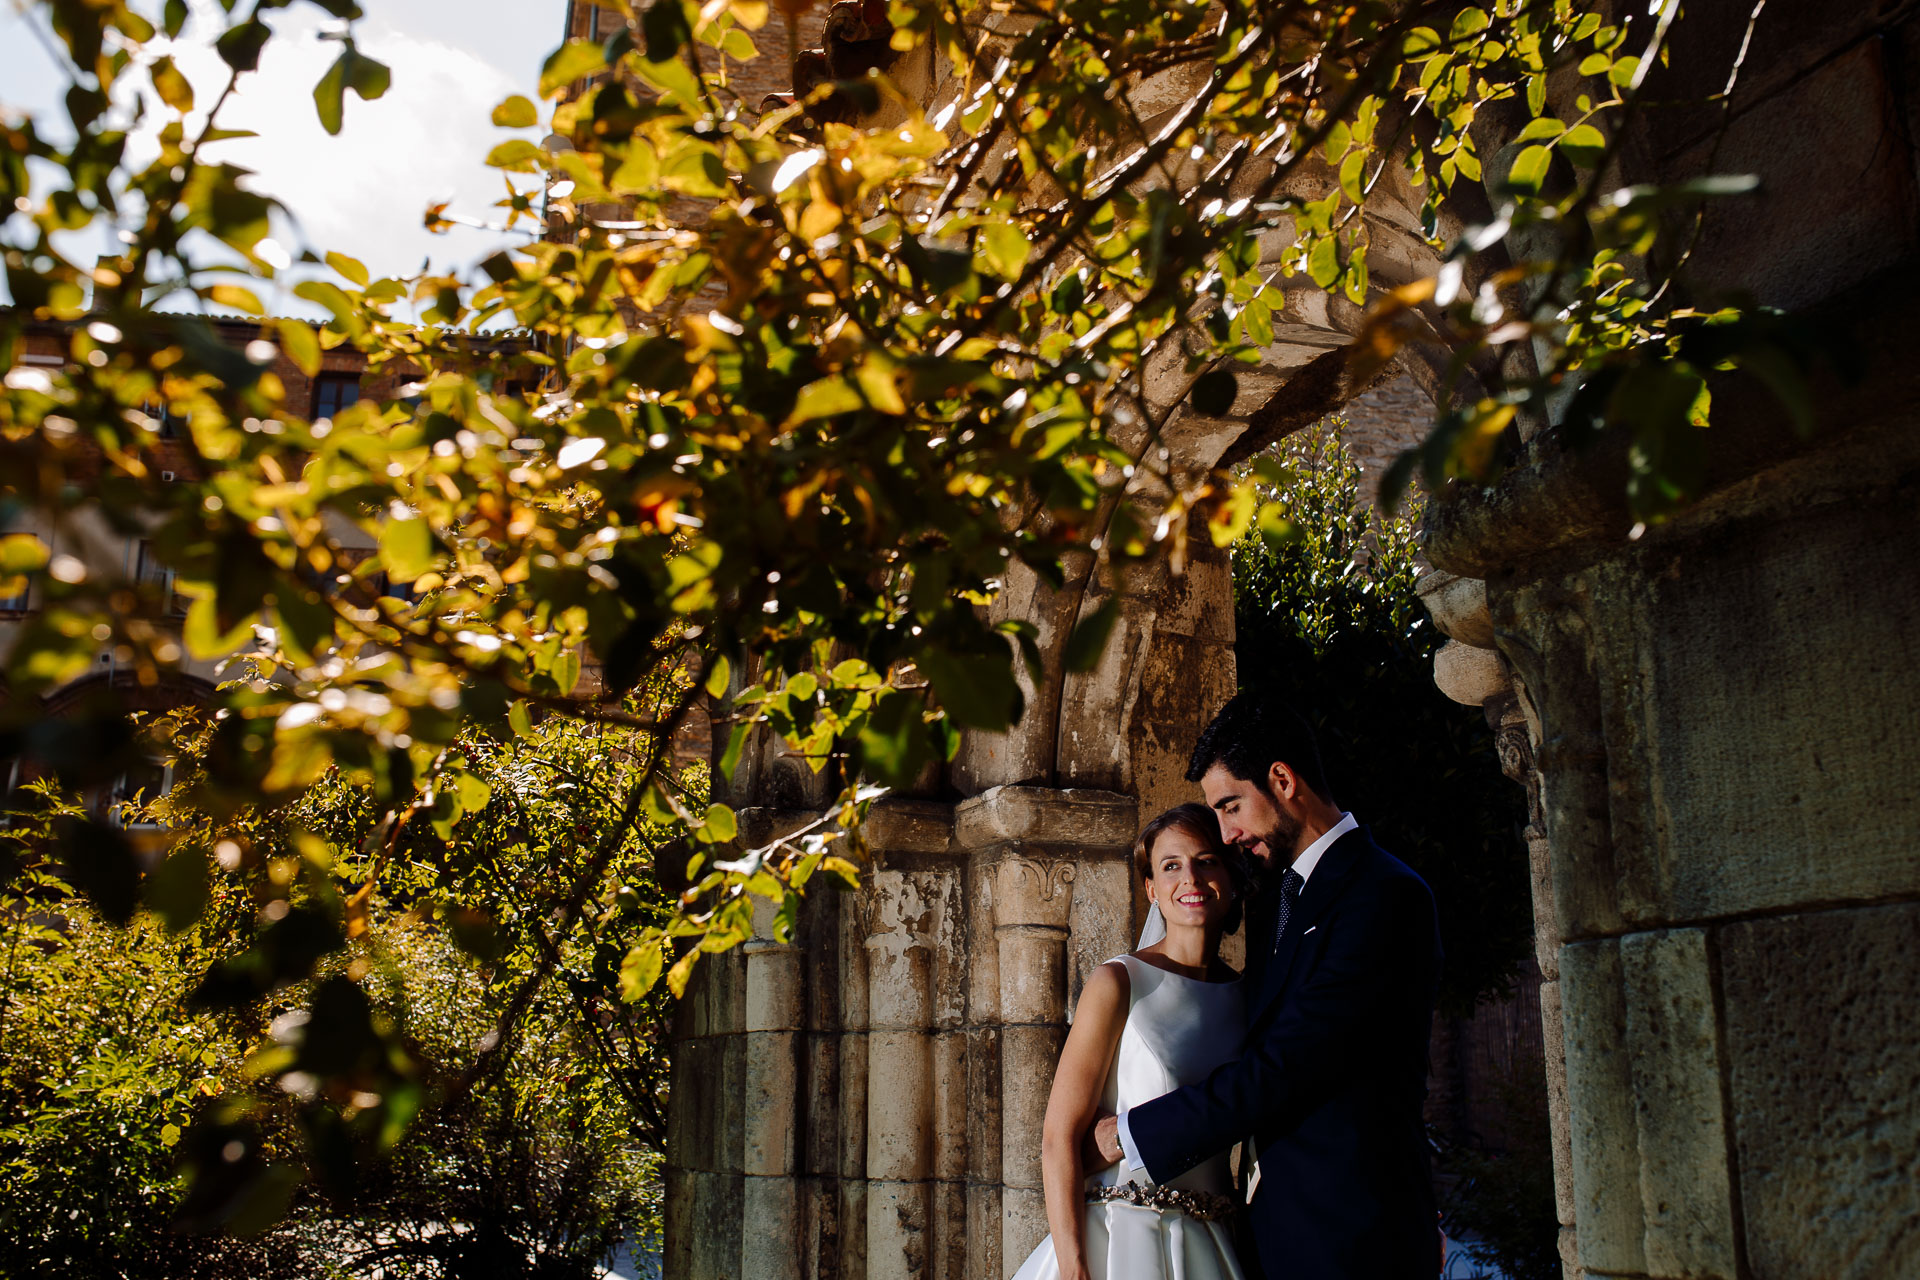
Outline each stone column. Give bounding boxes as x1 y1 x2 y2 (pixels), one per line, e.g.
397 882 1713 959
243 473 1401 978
1418 570 1581 1278
864 868 939 1278
742 897 805 1280
954 785 1138 1274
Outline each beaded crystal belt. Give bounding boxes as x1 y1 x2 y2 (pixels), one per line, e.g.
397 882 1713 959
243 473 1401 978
1086 1182 1239 1222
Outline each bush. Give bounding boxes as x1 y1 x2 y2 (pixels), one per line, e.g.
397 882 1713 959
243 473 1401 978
0 715 675 1277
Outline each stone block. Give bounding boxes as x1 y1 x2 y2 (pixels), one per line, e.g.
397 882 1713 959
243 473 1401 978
744 941 805 1032
802 1031 843 1178
1068 855 1138 1009
1682 39 1917 313
743 1030 798 1177
742 1175 801 1280
867 1028 932 1181
994 855 1079 938
1559 938 1646 1277
966 1182 1003 1280
955 785 1138 852
1617 929 1737 1278
1417 570 1495 648
1719 902 1920 1280
1530 833 1559 979
1002 1185 1049 1275
965 1024 1003 1183
997 926 1069 1025
1557 1225 1582 1280
1538 978 1574 1228
866 797 955 855
665 1167 745 1280
1111 627 1237 824
667 1031 745 1176
840 1177 869 1279
1433 639 1511 707
839 1030 869 1179
931 1029 969 1182
929 1178 969 1280
1631 493 1920 924
867 1180 931 1279
1000 1023 1066 1189
676 945 745 1040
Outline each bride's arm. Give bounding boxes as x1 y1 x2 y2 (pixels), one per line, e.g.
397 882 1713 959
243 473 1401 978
1039 960 1130 1280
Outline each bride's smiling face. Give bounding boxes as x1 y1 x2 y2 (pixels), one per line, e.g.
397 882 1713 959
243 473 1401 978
1145 827 1236 930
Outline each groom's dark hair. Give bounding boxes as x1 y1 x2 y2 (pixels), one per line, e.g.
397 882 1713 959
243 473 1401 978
1185 689 1332 801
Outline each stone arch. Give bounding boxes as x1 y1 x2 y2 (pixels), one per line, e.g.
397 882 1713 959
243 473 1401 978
664 16 1483 1280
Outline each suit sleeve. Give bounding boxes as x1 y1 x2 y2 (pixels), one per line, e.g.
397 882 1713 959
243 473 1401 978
1124 872 1434 1184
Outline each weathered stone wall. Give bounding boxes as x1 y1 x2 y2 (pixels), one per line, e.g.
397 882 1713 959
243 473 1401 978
1422 5 1920 1277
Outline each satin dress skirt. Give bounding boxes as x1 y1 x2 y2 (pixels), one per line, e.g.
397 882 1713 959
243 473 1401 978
1009 1200 1247 1280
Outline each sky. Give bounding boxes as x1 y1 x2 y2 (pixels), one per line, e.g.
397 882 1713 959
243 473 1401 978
0 0 568 314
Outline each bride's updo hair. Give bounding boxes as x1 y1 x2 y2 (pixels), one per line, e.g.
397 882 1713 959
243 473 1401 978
1133 802 1250 933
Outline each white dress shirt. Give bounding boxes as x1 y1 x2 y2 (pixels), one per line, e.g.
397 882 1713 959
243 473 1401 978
1115 812 1358 1173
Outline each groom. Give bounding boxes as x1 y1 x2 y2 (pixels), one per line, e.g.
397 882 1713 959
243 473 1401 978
1093 690 1444 1278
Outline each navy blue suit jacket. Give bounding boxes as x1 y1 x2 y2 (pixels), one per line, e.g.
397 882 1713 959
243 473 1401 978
1125 826 1443 1280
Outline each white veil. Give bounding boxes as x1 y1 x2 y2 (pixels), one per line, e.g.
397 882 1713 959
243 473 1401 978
1136 900 1166 949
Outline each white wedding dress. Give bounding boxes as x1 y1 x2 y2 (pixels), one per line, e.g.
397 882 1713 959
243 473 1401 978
1011 953 1249 1280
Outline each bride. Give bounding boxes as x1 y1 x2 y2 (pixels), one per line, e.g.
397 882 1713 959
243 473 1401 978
1012 803 1250 1280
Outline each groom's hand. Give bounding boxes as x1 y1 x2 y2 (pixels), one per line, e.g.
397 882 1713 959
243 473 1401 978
1083 1112 1124 1171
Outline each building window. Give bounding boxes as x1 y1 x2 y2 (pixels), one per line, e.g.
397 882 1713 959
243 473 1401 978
312 372 363 422
107 758 174 829
135 539 187 616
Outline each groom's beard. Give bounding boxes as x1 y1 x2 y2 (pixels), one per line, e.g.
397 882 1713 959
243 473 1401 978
1249 807 1303 878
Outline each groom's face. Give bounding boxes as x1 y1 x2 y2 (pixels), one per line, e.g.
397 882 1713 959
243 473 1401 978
1200 763 1301 870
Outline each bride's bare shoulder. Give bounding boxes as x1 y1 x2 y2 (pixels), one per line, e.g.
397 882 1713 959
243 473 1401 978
1076 957 1131 1012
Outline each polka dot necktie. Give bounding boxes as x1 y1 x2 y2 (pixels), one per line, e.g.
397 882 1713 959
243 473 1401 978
1272 867 1304 954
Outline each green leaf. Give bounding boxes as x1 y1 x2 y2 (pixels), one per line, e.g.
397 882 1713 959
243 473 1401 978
619 938 666 1000
1558 123 1607 169
455 771 492 813
491 94 539 128
976 219 1031 281
1506 144 1552 195
857 689 931 786
705 654 732 698
508 698 534 737
664 947 699 997
540 39 609 97
448 905 502 960
487 139 546 172
276 318 321 377
1062 596 1120 672
644 0 693 61
917 646 1022 731
325 251 369 287
378 511 434 583
1514 117 1564 144
788 375 864 423
1339 151 1367 204
701 802 737 843
1307 235 1340 288
215 20 270 73
152 56 194 113
313 47 390 136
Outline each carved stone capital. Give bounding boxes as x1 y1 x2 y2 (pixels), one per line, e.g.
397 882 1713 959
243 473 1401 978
992 852 1078 932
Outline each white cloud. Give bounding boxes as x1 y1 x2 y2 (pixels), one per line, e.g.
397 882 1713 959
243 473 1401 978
2 0 566 313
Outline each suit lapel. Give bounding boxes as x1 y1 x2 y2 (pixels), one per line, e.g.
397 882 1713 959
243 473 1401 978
1249 826 1372 1026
